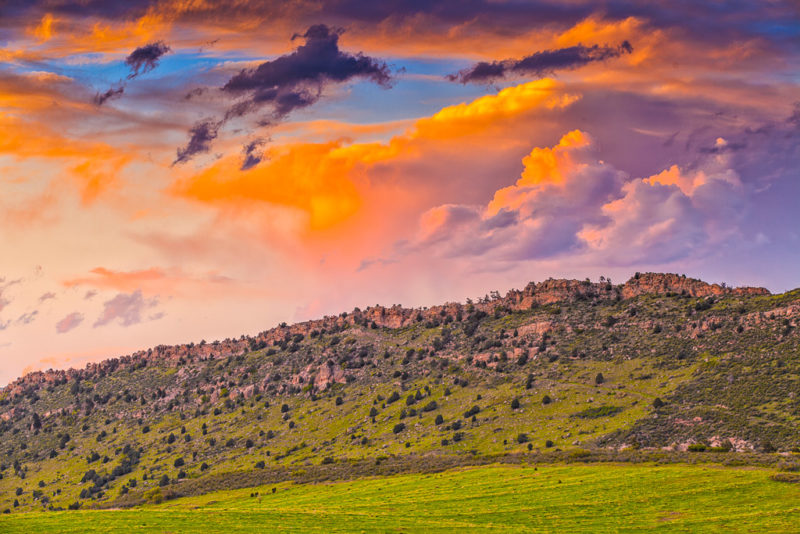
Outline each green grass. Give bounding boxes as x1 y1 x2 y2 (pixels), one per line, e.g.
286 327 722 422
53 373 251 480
2 463 799 532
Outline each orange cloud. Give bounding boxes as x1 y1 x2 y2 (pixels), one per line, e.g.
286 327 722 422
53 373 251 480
172 141 365 230
172 78 579 231
62 266 235 298
30 13 56 42
63 267 167 292
0 113 134 205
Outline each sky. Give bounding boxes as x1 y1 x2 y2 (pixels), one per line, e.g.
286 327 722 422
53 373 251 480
0 1 799 385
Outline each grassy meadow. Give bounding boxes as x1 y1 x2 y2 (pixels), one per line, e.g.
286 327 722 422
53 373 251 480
2 463 799 532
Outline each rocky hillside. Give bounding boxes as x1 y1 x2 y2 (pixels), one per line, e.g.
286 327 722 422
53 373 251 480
1 272 799 513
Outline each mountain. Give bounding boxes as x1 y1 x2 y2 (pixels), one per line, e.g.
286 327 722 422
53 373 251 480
2 272 799 512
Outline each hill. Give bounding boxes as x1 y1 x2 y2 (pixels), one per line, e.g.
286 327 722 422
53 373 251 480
2 272 799 513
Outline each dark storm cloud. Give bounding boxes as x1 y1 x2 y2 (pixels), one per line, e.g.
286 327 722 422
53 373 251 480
2 0 797 52
448 42 633 84
174 24 392 164
125 41 171 79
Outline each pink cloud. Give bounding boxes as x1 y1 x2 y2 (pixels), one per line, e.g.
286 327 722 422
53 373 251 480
56 312 84 333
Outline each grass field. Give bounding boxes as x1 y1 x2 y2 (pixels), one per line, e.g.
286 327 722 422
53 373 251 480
2 463 799 532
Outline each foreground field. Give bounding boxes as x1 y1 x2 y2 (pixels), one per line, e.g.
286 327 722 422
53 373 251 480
2 463 799 533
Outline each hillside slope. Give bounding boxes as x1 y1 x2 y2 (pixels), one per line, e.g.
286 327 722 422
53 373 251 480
2 272 799 513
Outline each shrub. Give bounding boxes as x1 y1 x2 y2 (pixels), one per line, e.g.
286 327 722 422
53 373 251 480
158 474 170 487
173 457 184 468
321 457 335 465
434 414 444 425
771 473 800 484
571 405 622 419
369 407 379 417
511 398 520 410
464 405 480 418
652 397 664 409
688 443 707 452
255 461 265 469
387 391 400 404
145 487 164 504
393 423 406 434
545 440 554 448
516 433 529 444
422 401 438 412
335 397 343 406
280 404 290 413
542 395 552 405
595 373 604 385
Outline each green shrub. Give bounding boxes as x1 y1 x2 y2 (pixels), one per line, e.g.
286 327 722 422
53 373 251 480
571 405 622 419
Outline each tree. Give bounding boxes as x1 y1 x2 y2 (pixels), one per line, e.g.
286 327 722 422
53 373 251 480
393 423 405 434
542 395 552 405
511 398 520 410
652 397 664 409
158 475 169 487
434 414 444 425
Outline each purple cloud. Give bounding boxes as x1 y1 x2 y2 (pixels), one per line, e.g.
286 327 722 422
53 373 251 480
93 289 160 328
125 41 171 79
16 310 39 325
448 42 633 84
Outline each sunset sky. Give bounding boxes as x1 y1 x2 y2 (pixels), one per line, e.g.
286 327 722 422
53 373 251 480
1 1 798 385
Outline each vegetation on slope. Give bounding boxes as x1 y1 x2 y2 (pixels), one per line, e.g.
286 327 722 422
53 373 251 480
0 273 798 513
